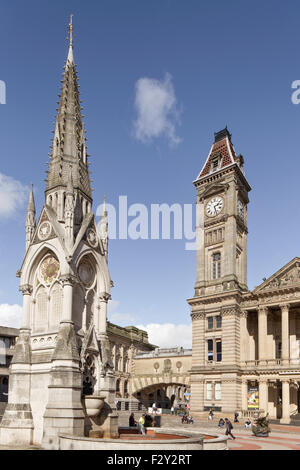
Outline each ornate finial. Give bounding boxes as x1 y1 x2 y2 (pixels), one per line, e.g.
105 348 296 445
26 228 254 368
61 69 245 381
102 195 107 216
68 14 74 47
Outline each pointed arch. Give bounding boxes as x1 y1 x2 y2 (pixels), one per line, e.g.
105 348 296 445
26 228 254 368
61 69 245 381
72 283 85 331
75 248 111 296
21 243 62 287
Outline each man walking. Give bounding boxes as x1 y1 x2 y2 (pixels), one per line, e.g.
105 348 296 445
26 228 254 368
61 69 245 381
224 418 236 440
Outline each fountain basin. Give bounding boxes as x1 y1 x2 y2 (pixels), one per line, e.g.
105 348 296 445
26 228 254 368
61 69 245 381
84 396 105 417
59 427 228 450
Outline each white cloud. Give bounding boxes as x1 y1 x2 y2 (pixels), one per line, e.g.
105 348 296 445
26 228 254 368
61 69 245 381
136 323 192 349
0 173 28 218
133 73 182 146
107 300 137 326
0 304 22 328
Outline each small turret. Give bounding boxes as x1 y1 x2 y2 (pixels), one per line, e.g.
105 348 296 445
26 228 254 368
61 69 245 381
25 184 36 250
99 196 108 259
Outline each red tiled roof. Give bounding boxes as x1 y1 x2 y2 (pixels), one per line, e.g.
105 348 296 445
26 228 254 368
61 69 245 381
198 135 237 179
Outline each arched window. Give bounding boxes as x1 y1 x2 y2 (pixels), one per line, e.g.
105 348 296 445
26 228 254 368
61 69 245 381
124 381 128 395
49 283 63 330
212 253 221 279
35 286 48 332
116 379 120 393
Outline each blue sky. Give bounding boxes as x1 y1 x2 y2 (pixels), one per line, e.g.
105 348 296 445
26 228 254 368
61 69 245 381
0 0 300 347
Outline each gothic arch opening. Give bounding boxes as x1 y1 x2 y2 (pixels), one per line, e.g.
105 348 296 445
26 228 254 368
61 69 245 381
49 282 63 330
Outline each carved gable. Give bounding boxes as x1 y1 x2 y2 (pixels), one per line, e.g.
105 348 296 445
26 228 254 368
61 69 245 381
254 258 300 293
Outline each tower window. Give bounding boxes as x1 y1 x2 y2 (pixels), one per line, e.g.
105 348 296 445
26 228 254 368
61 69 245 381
207 315 222 330
216 340 222 362
215 382 222 400
207 317 213 330
207 339 222 363
207 339 214 362
210 157 220 173
212 253 221 279
206 382 213 400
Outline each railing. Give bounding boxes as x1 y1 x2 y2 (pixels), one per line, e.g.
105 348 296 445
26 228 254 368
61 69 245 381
241 409 264 418
244 358 300 368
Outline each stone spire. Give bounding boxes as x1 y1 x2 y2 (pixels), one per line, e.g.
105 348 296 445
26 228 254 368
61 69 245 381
45 14 92 221
25 183 36 250
64 167 75 249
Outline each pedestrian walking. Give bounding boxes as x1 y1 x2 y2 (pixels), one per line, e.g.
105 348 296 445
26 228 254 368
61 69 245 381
208 408 214 421
139 414 146 435
234 411 239 423
224 418 236 440
171 406 175 415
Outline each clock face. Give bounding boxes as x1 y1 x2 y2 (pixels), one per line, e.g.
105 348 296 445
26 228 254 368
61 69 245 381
237 200 244 219
38 221 52 240
87 228 98 248
206 197 224 217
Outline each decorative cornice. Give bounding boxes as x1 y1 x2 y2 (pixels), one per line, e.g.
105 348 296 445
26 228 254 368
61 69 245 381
191 311 205 320
221 305 241 317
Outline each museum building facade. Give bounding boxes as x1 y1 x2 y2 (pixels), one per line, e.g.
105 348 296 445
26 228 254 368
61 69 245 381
188 128 300 423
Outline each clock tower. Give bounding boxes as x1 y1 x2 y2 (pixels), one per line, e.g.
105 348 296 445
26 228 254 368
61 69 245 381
188 128 251 414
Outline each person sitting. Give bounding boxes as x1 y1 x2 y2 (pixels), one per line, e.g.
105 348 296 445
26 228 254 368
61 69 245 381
181 414 188 424
187 415 194 424
218 418 225 428
129 412 137 427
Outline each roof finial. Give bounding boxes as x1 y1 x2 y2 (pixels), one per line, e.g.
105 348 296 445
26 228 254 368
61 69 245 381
68 14 74 47
66 14 74 65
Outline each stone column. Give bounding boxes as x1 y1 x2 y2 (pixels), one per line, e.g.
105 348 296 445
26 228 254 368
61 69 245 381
98 292 110 335
82 298 87 331
280 304 290 365
241 380 248 413
240 311 248 365
191 311 205 367
258 306 268 365
280 379 291 424
259 379 268 414
42 274 85 449
0 287 34 446
19 284 33 329
60 274 75 323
